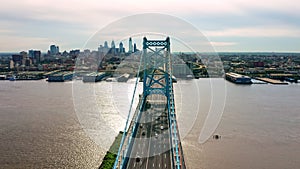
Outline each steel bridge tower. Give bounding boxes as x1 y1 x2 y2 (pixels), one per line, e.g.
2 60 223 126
114 37 186 169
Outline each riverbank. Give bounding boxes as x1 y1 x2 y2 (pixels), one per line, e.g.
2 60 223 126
99 131 123 169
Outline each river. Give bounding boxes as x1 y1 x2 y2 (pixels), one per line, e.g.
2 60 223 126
0 79 299 169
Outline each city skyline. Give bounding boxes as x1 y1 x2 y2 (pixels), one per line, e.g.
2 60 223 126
0 0 300 52
0 37 138 55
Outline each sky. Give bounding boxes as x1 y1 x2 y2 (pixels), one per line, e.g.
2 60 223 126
0 0 300 52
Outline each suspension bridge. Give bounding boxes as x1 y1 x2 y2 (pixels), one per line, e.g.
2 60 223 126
113 37 186 169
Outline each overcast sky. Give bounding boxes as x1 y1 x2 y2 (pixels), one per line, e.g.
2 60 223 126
1 0 300 52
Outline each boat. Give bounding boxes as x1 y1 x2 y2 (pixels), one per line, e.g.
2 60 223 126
47 72 73 82
117 73 130 82
83 72 107 82
106 77 117 82
9 75 16 81
225 72 252 84
0 75 6 80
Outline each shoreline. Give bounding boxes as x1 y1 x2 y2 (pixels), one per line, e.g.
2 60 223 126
98 131 123 169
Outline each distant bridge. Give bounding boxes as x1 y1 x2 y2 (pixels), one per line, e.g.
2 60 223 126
114 37 186 169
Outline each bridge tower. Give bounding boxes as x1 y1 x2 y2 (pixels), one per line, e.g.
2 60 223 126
142 37 171 98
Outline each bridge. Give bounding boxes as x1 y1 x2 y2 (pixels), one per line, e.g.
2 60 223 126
113 37 186 169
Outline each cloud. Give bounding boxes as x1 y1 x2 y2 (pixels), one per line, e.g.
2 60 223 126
0 0 300 52
203 26 300 37
231 0 300 15
1 0 300 26
210 41 237 47
0 35 50 52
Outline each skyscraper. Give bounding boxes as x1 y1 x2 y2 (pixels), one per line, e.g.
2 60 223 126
134 43 137 52
111 40 115 48
128 37 133 53
50 45 59 55
119 42 124 53
28 50 34 58
28 50 41 64
33 51 41 64
104 41 108 48
111 40 116 54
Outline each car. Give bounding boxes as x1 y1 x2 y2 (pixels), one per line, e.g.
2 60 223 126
136 157 141 163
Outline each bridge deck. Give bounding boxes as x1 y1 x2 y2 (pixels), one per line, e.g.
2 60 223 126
127 94 172 169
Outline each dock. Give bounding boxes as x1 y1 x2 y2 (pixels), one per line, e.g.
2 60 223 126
255 78 288 85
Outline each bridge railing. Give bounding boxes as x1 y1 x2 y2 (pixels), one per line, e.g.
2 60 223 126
167 50 186 169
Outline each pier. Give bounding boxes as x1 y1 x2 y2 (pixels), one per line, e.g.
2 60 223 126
255 78 288 85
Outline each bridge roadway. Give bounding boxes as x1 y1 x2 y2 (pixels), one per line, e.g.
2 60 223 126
126 94 172 169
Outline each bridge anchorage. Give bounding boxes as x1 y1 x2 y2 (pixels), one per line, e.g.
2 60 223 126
114 37 186 169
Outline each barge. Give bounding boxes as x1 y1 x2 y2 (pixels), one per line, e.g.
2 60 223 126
82 72 107 82
225 72 252 84
48 72 73 82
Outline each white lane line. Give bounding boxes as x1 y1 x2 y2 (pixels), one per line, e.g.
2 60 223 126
146 104 154 169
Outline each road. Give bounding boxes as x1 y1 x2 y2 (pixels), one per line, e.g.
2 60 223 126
126 94 172 169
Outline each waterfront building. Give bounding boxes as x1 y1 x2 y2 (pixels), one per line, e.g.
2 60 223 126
25 57 31 67
9 60 14 69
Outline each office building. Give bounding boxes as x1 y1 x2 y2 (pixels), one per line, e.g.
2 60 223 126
50 45 59 55
119 42 124 53
128 37 133 53
104 41 109 48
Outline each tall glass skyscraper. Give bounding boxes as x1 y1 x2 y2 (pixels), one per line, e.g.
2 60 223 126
128 37 133 53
